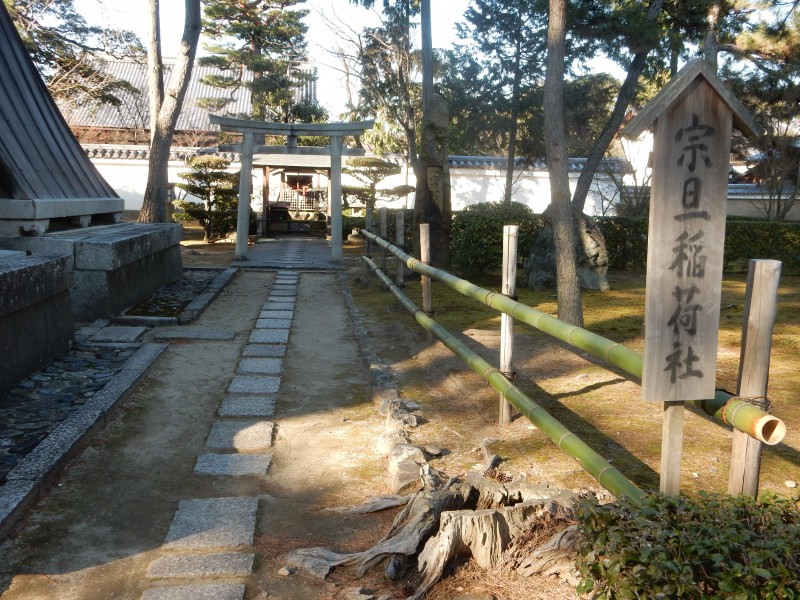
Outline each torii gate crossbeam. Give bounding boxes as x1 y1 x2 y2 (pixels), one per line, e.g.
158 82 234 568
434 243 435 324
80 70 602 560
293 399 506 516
209 115 374 261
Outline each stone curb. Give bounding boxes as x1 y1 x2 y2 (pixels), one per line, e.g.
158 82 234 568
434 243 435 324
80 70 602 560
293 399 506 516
110 268 238 327
0 343 168 539
179 267 238 324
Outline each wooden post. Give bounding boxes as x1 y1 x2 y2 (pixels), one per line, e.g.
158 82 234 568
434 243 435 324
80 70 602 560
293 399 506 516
395 210 405 286
380 206 388 272
728 259 782 496
660 401 685 495
499 225 518 426
623 61 760 496
420 223 432 315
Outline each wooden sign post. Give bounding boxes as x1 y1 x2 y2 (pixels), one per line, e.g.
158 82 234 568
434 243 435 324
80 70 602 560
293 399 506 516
624 60 759 495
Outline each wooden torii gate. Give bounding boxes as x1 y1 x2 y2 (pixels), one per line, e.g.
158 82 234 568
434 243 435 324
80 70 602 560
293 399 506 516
210 115 374 260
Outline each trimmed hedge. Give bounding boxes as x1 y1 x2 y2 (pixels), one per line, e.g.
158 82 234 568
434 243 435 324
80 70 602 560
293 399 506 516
450 202 547 274
355 202 800 274
575 492 800 599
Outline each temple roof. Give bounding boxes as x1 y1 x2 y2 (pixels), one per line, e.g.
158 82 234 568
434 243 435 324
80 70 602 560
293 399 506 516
0 3 118 202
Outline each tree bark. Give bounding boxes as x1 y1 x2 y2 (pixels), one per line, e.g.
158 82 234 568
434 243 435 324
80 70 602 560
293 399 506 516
503 31 523 205
544 0 583 326
139 0 201 223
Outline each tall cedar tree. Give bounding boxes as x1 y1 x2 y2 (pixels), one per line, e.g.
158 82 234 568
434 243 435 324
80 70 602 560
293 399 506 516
457 0 547 204
4 0 143 111
200 0 313 122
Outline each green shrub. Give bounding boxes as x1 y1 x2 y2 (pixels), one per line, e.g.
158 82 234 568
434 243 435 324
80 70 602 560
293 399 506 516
173 155 239 242
450 202 546 274
575 492 800 599
594 217 800 273
594 217 649 271
724 221 800 271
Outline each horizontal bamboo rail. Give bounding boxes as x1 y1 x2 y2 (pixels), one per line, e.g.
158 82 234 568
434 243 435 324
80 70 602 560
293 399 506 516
360 229 786 446
361 255 645 504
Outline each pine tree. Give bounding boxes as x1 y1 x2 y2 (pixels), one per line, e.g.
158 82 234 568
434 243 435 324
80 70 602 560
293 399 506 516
200 0 317 122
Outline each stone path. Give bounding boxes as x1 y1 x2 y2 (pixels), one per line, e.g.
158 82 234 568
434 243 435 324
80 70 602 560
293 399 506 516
232 237 340 271
142 271 299 600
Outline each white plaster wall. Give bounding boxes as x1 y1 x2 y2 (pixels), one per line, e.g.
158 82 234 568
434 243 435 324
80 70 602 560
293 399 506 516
91 157 261 211
89 155 630 218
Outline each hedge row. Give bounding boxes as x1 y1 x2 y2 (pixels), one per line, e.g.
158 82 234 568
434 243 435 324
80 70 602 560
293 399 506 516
346 204 800 274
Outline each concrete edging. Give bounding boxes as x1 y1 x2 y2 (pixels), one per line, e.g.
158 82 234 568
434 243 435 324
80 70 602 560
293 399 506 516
0 342 168 539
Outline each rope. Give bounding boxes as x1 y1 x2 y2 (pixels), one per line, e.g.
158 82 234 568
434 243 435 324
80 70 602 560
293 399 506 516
720 392 772 425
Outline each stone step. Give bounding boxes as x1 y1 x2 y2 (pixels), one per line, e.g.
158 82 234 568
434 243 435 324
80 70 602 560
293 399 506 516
194 453 272 476
163 497 258 550
237 358 282 375
227 375 281 394
255 318 292 330
242 344 286 358
205 420 275 451
248 329 289 345
218 396 276 417
141 583 245 600
146 553 255 578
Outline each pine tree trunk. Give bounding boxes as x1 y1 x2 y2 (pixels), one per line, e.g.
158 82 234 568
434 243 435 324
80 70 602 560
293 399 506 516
139 0 201 223
570 0 663 214
544 0 583 327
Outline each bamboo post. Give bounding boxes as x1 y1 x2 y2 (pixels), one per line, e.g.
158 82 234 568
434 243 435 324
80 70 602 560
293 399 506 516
420 223 432 315
395 210 405 286
499 225 518 426
728 259 782 496
380 207 388 272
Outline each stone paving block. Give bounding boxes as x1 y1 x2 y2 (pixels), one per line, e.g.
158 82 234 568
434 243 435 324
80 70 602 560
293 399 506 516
219 396 276 417
262 302 295 311
90 326 147 342
147 553 255 578
242 344 286 358
248 329 289 344
163 497 257 550
194 453 272 476
257 310 293 320
255 318 292 330
227 375 281 394
141 583 246 600
268 289 296 297
154 328 235 341
237 358 282 374
205 421 274 451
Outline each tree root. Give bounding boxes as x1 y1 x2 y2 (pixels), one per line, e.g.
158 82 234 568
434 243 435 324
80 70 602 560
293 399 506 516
285 471 583 599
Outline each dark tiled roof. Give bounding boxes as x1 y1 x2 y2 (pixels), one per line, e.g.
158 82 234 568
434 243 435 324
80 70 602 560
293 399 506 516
60 60 253 132
83 144 240 162
0 3 117 200
448 155 631 174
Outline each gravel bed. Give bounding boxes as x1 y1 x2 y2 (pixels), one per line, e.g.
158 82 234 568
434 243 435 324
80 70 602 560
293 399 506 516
124 269 220 317
0 343 139 484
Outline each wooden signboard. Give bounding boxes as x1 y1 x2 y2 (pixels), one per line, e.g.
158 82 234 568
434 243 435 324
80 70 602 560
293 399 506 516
624 61 760 403
624 61 759 494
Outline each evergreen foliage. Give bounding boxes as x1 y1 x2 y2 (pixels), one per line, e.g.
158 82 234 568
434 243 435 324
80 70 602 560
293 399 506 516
575 492 800 599
4 0 143 110
200 0 321 122
173 156 239 242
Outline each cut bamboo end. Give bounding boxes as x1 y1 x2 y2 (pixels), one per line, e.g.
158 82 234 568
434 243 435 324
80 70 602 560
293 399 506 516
756 415 786 445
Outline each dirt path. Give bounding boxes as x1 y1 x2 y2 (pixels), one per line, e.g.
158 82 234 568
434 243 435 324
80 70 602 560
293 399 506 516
0 270 400 599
